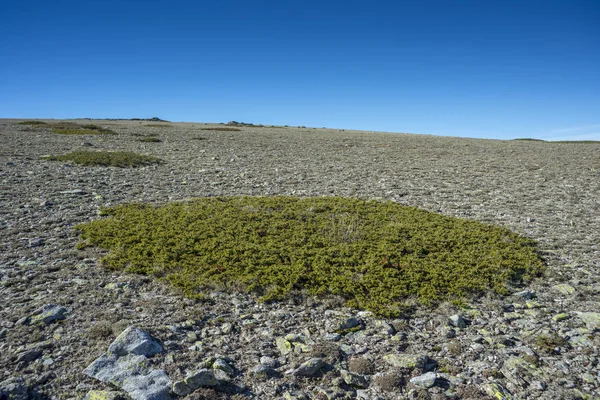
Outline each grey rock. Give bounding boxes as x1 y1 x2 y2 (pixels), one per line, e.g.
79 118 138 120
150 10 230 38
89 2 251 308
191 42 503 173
213 368 231 382
448 315 467 329
0 328 7 339
108 326 163 357
338 317 361 331
28 237 44 247
576 312 600 330
0 377 29 400
249 364 275 380
340 369 369 388
531 380 548 391
410 372 437 388
293 358 324 376
514 289 536 299
324 333 342 341
59 189 86 195
212 358 234 376
29 304 67 325
16 349 42 364
83 354 149 385
121 369 171 400
173 369 218 396
383 353 428 370
259 356 279 368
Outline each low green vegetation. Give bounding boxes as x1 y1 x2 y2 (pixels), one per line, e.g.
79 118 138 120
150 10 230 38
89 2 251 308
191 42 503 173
200 127 242 132
75 197 543 316
145 124 170 127
44 151 161 167
138 137 162 143
18 120 47 125
535 333 568 354
52 123 117 135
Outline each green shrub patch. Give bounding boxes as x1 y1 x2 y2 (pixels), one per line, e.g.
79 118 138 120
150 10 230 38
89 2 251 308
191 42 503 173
52 124 117 135
45 151 161 167
75 196 544 316
18 120 47 125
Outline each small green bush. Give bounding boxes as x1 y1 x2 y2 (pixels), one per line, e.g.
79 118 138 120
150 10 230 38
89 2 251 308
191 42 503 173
18 120 47 125
138 137 162 143
74 197 544 317
45 151 161 167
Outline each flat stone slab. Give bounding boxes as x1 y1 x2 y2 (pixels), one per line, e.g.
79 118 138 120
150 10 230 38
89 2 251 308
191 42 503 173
29 304 68 325
83 327 171 400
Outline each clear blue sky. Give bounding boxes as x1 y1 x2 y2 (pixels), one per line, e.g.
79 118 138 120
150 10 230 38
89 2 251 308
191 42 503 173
1 0 598 140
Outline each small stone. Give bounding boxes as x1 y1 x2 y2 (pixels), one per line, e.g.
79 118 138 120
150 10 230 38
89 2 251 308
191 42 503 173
0 328 7 339
29 304 68 325
16 349 42 364
212 358 234 376
120 369 171 400
83 354 149 386
185 368 218 388
340 369 369 388
325 333 342 341
338 317 361 331
576 312 600 330
59 189 87 195
108 326 163 357
445 329 456 339
529 380 547 391
525 300 541 309
29 237 45 247
0 377 29 400
188 341 203 352
484 383 514 400
259 356 279 368
293 358 324 376
552 284 576 295
212 368 231 382
410 372 437 388
276 337 293 355
514 289 536 299
249 364 275 380
448 315 467 329
383 354 428 370
285 333 305 343
552 313 570 322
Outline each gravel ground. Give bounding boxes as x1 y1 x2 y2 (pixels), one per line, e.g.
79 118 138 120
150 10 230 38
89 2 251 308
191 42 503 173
1 119 599 400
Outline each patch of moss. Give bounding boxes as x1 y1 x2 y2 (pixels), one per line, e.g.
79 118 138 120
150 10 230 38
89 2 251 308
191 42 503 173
74 197 544 317
18 120 47 125
535 333 568 354
44 151 161 167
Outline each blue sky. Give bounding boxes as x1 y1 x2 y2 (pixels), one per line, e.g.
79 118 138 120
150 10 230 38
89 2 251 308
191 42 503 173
1 0 598 140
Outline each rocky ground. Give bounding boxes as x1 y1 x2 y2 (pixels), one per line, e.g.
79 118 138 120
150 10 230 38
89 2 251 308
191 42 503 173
0 119 599 400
